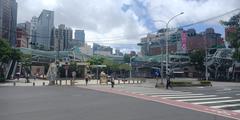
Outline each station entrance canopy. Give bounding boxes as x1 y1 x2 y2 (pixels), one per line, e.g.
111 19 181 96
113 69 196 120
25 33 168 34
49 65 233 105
133 54 190 63
18 48 91 63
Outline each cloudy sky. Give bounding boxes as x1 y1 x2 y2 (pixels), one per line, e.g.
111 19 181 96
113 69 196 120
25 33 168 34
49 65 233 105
16 0 240 53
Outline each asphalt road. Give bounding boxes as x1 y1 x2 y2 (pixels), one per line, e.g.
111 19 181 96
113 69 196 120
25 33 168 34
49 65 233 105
173 86 240 100
173 85 240 111
0 86 234 120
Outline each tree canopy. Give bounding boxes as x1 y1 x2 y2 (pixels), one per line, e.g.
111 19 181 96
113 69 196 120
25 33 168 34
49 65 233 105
123 54 131 63
221 13 240 60
87 55 105 65
0 39 23 82
0 39 12 64
189 50 205 72
0 39 22 64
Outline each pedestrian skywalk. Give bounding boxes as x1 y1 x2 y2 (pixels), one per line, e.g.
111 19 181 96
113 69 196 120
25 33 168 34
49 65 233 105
117 87 240 113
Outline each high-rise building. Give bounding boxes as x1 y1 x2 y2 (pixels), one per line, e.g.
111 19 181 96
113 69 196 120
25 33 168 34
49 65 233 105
93 43 113 56
36 10 54 50
0 0 18 47
53 24 73 51
186 28 224 51
16 27 27 48
79 44 93 56
68 39 82 49
75 30 85 45
17 22 31 48
138 28 224 56
115 49 123 56
30 16 38 48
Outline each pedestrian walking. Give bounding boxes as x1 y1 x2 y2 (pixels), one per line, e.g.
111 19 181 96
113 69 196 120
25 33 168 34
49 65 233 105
34 74 37 81
72 71 76 85
166 75 172 89
110 77 115 88
155 71 160 81
16 72 20 81
25 72 30 83
85 74 89 86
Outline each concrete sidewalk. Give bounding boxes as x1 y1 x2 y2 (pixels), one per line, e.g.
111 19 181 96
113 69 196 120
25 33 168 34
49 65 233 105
211 81 240 87
1 77 239 87
0 78 143 87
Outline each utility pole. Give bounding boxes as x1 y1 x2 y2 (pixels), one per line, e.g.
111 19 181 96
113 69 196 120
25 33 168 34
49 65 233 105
204 33 208 81
165 12 184 76
130 56 135 80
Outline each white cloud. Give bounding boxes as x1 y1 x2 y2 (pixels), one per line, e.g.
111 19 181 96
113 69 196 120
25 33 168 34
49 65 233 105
148 0 240 28
16 0 240 53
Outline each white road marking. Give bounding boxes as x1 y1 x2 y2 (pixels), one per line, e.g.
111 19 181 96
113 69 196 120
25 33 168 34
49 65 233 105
193 99 240 105
163 95 217 99
216 88 232 92
151 94 203 97
143 92 192 95
233 110 240 113
178 97 231 102
211 103 240 109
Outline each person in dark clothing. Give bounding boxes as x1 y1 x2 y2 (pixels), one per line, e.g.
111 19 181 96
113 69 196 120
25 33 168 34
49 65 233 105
166 75 172 89
16 72 20 81
110 77 115 88
85 75 89 86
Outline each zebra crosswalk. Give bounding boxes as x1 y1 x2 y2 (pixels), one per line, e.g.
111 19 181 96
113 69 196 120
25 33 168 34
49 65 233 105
118 87 240 113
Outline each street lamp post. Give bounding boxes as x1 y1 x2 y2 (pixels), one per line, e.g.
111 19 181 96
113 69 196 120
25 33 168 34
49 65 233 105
165 12 184 76
154 21 168 85
70 47 77 62
130 56 135 80
204 34 209 81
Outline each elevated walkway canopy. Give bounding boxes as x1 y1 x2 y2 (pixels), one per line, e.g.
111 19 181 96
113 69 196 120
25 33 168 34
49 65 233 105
18 48 90 63
133 54 190 63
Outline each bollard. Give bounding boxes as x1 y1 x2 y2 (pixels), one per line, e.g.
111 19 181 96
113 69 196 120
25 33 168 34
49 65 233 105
118 80 120 84
60 80 62 86
43 82 45 86
123 80 126 84
128 80 130 84
133 80 135 84
13 82 16 86
33 82 35 86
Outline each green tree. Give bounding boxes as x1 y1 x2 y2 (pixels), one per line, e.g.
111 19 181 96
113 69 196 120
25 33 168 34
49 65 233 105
21 54 32 74
189 50 205 76
123 54 130 63
0 39 23 82
87 55 105 65
119 64 131 71
0 39 10 82
119 63 131 78
11 49 22 61
103 58 120 73
69 61 77 72
0 39 12 65
220 13 240 60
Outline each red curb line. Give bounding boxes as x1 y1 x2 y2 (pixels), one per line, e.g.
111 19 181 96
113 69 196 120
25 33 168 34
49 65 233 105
80 86 240 120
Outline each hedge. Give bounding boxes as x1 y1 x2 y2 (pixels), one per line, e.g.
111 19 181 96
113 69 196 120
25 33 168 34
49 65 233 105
171 81 192 87
170 80 212 87
199 80 212 86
